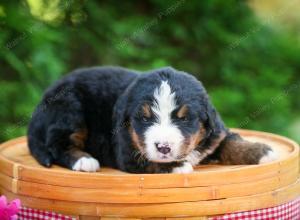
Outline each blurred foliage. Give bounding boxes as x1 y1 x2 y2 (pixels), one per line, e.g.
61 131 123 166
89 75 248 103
0 0 299 142
250 0 300 30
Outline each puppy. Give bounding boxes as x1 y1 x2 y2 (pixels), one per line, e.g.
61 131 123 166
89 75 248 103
28 66 278 173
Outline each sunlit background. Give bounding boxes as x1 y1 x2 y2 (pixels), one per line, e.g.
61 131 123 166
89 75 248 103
0 0 299 143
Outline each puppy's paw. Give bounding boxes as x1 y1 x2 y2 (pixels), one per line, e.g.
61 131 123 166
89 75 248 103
186 150 202 166
259 149 279 164
172 162 194 174
72 157 100 172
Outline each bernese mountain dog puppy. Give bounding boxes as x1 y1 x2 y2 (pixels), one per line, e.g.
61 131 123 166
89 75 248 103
28 66 278 173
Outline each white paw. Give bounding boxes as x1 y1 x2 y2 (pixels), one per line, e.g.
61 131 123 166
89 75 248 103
186 150 201 166
172 162 194 174
72 157 100 172
259 150 279 164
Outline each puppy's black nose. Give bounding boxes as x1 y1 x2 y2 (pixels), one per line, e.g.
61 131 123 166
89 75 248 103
155 142 171 154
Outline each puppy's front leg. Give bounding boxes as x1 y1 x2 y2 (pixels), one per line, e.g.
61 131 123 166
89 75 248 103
217 133 278 165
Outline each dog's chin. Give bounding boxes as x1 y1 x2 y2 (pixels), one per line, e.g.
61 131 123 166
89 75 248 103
150 158 175 163
147 155 183 163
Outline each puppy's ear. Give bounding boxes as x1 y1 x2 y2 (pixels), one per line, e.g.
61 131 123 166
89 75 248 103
205 101 225 135
112 91 136 172
202 100 227 153
112 92 130 135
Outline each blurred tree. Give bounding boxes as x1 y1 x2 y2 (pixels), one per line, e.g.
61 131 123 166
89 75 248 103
0 0 299 142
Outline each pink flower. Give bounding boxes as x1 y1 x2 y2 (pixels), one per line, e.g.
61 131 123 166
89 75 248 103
0 196 21 220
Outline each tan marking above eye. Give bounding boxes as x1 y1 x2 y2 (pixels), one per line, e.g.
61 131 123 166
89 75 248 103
177 105 188 118
142 103 151 118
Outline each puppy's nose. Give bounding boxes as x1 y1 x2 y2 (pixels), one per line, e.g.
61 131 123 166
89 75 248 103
155 142 171 154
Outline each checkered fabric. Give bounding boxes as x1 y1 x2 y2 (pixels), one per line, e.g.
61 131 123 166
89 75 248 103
17 197 300 220
18 207 75 220
210 197 300 220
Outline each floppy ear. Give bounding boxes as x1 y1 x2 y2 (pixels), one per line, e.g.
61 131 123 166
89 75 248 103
201 100 228 154
205 101 226 136
112 92 130 136
112 77 139 132
112 90 137 171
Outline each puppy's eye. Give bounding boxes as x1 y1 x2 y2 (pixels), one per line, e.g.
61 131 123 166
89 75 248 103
176 105 189 122
142 116 150 122
178 116 189 122
140 104 152 123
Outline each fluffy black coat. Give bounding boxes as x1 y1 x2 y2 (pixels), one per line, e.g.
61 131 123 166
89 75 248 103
28 66 274 173
28 67 136 169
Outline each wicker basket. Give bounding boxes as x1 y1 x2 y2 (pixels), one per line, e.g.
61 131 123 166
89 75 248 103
0 129 299 219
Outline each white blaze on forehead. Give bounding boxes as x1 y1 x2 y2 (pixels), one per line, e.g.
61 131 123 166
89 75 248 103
152 80 177 123
144 81 184 161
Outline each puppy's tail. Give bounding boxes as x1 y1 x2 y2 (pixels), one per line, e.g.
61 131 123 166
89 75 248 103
28 135 53 167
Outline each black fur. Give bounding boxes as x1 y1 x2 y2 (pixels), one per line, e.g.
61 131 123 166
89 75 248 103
112 68 227 172
28 67 137 169
28 66 272 173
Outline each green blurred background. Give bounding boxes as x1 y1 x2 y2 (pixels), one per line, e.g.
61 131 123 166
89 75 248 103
0 0 299 143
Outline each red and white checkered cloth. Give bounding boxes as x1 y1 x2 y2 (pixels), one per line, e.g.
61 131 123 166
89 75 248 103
17 197 300 220
210 197 300 220
18 207 75 220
